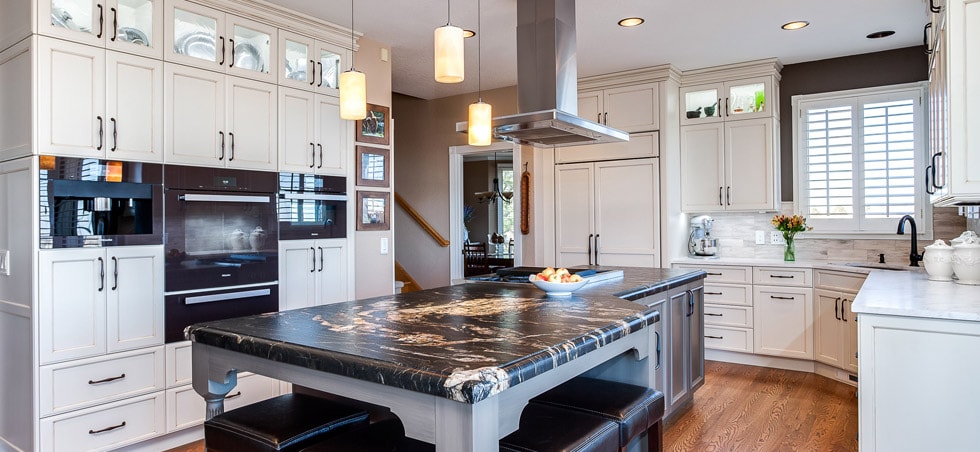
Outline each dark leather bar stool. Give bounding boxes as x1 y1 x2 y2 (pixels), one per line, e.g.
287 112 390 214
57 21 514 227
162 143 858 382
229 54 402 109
204 393 370 452
529 377 666 452
500 403 620 452
300 413 434 452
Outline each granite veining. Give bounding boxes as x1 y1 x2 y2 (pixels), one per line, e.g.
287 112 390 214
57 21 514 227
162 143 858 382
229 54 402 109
186 267 703 403
851 268 980 322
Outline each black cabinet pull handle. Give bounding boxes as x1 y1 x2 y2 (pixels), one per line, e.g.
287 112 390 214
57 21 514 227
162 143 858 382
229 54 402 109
931 152 944 189
89 421 125 435
924 23 933 55
926 164 935 195
310 247 315 273
97 257 105 292
770 275 795 279
228 132 235 161
88 373 125 385
705 335 724 339
96 4 104 38
594 234 600 266
842 299 849 322
597 113 601 123
110 7 117 41
930 0 942 13
309 59 316 85
704 291 723 295
716 98 721 117
718 187 723 206
317 61 324 87
228 38 235 67
218 131 225 160
687 290 694 317
603 112 608 124
218 36 225 65
725 97 730 116
309 142 316 168
706 272 722 276
770 295 795 300
110 117 117 151
705 313 723 316
727 186 731 205
317 144 323 168
224 391 242 400
97 116 104 150
318 246 324 272
587 234 593 266
834 297 841 321
111 256 118 291
654 330 662 370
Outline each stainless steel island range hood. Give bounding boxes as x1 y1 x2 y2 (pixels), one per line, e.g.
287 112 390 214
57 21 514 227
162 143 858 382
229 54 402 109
456 0 629 147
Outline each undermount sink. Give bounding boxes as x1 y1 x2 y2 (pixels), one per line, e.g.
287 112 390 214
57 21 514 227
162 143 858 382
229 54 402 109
835 262 911 271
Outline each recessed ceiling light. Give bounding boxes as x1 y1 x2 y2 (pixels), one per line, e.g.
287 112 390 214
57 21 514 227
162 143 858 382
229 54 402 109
618 17 644 27
781 21 810 31
866 30 895 39
463 29 475 38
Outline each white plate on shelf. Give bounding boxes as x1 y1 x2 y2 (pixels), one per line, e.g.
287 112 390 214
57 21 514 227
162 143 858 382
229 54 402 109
234 42 263 72
529 277 588 297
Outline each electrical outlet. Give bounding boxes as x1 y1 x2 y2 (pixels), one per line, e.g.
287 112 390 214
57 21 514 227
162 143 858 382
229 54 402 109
770 231 785 245
0 249 9 276
380 238 389 255
755 231 766 245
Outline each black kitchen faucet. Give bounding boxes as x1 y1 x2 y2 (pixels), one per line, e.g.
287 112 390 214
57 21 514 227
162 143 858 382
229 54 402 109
896 215 923 267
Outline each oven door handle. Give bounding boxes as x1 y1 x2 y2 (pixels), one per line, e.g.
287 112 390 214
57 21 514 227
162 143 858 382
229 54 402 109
178 194 271 203
184 288 272 305
280 193 347 201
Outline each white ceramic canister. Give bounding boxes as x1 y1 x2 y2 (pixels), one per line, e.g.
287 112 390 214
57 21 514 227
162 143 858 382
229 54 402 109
952 236 980 285
923 239 954 281
951 230 978 247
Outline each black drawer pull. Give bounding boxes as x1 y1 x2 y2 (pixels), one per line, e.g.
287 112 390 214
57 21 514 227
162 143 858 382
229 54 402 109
89 421 125 435
705 313 723 316
704 291 723 295
224 391 242 400
770 295 796 300
705 335 724 339
770 275 795 279
706 272 722 276
88 373 125 385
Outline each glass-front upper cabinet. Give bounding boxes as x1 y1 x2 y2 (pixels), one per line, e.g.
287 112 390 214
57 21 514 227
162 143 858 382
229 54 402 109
278 30 345 96
39 0 163 58
680 76 775 125
165 0 276 83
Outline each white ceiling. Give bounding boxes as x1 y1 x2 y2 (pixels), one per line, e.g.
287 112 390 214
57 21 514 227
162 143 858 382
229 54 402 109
266 0 928 100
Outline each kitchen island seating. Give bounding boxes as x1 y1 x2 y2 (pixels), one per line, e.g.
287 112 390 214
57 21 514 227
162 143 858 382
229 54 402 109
203 393 370 451
530 377 665 452
499 403 621 452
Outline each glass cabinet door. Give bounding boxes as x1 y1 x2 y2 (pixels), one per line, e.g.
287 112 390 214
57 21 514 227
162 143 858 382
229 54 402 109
227 18 277 84
317 45 342 94
281 35 313 88
727 81 767 117
42 0 103 45
682 86 722 124
110 0 162 57
171 7 219 64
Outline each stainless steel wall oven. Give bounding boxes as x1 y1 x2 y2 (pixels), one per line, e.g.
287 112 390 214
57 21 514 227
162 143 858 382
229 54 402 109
163 165 279 343
278 172 347 240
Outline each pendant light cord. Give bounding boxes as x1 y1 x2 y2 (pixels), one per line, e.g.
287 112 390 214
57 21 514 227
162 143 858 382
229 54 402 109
350 0 356 70
477 0 482 102
446 0 452 26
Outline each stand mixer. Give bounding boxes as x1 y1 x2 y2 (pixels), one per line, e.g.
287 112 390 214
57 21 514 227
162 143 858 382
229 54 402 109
688 215 719 257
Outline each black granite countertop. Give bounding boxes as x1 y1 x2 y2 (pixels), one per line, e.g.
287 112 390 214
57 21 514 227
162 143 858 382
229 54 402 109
186 267 705 403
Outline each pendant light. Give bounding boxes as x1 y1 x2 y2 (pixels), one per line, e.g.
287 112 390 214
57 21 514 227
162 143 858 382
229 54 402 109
340 0 367 120
467 0 492 146
474 153 513 204
434 0 464 83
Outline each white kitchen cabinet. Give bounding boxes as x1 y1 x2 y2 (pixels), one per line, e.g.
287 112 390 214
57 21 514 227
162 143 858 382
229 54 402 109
279 238 349 311
753 285 812 359
555 158 660 268
554 131 659 164
813 270 865 374
38 0 164 59
40 392 166 452
666 283 704 415
38 37 163 162
578 82 660 133
679 76 776 125
278 87 346 175
278 30 346 97
165 0 277 83
39 246 164 365
680 117 779 212
675 263 756 354
165 63 277 170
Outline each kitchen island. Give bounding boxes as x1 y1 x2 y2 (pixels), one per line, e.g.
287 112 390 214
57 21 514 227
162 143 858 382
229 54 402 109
186 267 704 451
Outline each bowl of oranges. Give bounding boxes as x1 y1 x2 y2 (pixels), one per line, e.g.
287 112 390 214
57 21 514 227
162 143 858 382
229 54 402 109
529 267 588 296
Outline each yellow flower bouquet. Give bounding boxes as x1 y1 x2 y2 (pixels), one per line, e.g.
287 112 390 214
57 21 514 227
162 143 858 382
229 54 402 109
771 214 812 261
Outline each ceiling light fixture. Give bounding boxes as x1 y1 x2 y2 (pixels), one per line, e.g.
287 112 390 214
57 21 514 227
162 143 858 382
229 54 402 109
618 17 644 27
468 0 492 146
781 20 810 30
866 30 895 39
339 0 366 120
434 0 464 83
475 153 513 204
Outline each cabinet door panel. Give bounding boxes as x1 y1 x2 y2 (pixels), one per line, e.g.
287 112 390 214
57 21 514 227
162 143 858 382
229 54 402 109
37 38 106 158
316 95 344 175
278 87 316 172
680 123 725 212
753 286 812 359
279 240 316 311
165 63 223 166
843 295 858 373
107 246 164 352
108 0 164 59
813 289 843 367
577 90 602 125
314 241 348 305
226 15 276 84
667 289 689 408
689 286 704 389
39 249 106 364
603 82 659 132
726 118 777 210
279 30 314 90
38 0 104 46
594 159 659 267
106 51 163 162
554 163 594 267
226 77 276 170
166 0 224 69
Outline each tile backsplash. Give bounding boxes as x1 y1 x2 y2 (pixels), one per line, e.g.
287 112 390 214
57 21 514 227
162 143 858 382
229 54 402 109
695 205 966 264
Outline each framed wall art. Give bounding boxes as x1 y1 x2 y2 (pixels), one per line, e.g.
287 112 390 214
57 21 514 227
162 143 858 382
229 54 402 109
356 146 390 187
355 104 390 145
356 191 390 231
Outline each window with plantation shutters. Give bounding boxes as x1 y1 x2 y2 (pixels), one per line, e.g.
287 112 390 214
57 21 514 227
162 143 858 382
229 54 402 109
794 84 928 235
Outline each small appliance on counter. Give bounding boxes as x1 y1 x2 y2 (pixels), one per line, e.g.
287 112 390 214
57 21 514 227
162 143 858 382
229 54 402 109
688 215 718 258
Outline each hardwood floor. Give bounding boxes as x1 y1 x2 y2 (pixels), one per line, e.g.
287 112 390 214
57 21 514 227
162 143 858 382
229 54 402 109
665 361 858 452
166 360 858 452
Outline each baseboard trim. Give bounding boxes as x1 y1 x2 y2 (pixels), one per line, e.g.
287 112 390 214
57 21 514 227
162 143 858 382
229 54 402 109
113 425 203 452
706 349 858 386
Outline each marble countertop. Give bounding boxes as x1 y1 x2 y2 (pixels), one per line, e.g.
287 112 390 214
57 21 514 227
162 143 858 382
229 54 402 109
851 269 980 321
186 267 705 404
671 256 916 273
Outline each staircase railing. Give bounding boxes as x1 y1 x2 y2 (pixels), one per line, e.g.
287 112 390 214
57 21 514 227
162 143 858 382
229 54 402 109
394 192 449 247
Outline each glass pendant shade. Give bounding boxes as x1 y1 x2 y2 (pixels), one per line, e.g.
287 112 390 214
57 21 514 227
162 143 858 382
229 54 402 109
468 101 492 146
339 69 367 120
434 24 464 83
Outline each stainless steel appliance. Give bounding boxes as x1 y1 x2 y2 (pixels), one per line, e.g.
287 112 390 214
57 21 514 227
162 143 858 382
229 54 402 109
39 156 163 248
277 172 347 240
163 165 279 343
688 215 719 257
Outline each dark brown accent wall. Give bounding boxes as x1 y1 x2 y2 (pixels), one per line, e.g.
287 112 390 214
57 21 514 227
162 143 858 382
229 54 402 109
779 46 928 200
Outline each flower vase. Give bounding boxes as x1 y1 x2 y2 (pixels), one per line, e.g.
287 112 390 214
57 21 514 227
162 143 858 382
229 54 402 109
783 233 796 262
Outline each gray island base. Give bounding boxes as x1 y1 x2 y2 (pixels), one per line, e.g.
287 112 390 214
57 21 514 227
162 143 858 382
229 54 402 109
187 267 705 451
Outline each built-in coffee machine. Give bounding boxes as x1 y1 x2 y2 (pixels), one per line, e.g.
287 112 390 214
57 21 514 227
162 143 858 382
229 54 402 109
688 215 719 258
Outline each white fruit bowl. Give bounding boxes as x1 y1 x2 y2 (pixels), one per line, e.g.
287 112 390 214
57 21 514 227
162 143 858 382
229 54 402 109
529 276 588 296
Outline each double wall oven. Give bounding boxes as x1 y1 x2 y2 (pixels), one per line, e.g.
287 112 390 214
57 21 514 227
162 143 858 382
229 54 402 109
277 172 347 240
163 165 280 343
